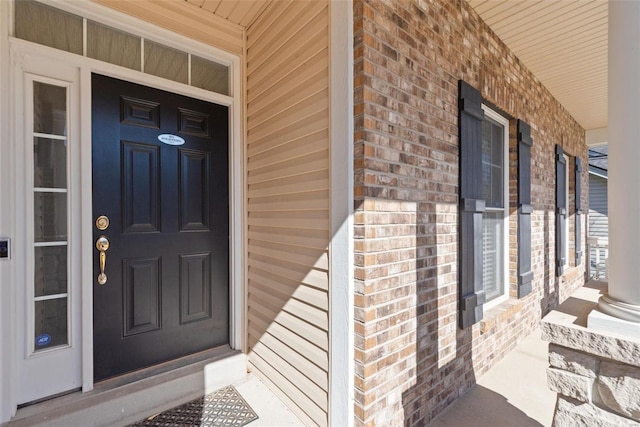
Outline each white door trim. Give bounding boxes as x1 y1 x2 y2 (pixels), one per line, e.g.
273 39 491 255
329 0 355 425
0 0 16 421
1 0 244 420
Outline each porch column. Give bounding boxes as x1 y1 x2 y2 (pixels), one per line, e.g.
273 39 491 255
592 0 640 324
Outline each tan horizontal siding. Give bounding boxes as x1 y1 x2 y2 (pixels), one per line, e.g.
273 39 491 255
246 1 330 426
248 253 328 290
247 111 329 158
247 267 329 309
248 311 328 370
248 190 329 212
249 351 326 426
248 171 329 199
247 3 327 72
94 0 244 55
247 131 327 168
248 36 328 100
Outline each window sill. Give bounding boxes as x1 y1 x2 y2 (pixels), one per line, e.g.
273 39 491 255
560 265 584 281
480 298 524 334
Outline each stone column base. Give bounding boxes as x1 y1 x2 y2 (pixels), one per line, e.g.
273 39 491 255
596 294 640 323
542 282 640 426
588 308 640 337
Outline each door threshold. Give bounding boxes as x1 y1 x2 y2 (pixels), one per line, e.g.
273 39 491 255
95 345 235 392
5 347 247 427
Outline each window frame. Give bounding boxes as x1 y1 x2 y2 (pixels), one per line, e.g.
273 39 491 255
563 153 570 268
481 105 510 310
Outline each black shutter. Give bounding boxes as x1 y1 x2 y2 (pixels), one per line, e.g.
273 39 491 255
556 145 567 276
575 157 583 265
458 80 485 328
517 120 534 297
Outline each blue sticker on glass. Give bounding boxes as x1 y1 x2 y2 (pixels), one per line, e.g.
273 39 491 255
36 334 51 347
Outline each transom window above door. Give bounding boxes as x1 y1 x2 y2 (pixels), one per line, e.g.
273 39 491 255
14 0 230 96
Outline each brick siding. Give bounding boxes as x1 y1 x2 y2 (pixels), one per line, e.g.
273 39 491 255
353 0 588 425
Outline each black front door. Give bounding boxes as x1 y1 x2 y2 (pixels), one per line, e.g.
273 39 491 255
92 74 229 381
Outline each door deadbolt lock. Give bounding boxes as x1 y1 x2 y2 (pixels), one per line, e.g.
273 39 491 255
96 215 110 231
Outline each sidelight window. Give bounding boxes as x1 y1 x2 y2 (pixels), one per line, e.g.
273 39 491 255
31 80 70 353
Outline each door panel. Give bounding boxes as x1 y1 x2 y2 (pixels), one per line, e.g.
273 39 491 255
92 74 229 381
179 149 210 231
122 142 161 233
180 253 212 323
122 257 161 336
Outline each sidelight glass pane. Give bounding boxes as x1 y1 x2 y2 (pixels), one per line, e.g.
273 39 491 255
15 0 83 55
483 211 504 302
34 192 67 242
34 246 67 297
144 41 188 84
34 298 68 351
34 138 67 188
191 55 229 95
33 82 67 136
87 21 141 71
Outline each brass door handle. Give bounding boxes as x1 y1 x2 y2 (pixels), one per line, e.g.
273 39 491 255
96 236 110 285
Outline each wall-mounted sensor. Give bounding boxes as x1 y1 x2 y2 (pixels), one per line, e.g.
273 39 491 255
0 238 10 259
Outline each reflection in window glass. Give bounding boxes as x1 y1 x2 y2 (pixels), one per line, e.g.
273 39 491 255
15 0 83 55
88 21 141 71
144 41 188 84
34 82 67 136
192 56 229 95
482 211 504 301
34 298 68 350
34 138 67 188
481 118 504 209
34 246 67 297
34 192 67 242
481 109 507 304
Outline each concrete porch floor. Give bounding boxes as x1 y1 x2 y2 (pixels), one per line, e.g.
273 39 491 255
4 369 304 427
232 375 304 427
428 327 556 427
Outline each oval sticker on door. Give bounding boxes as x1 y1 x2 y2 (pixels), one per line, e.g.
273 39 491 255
158 134 185 146
36 334 51 347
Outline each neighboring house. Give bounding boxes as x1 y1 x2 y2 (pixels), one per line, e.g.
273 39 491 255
588 145 608 279
588 145 608 239
0 1 600 426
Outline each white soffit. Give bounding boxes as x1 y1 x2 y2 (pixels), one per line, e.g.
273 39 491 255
185 0 271 28
467 0 607 131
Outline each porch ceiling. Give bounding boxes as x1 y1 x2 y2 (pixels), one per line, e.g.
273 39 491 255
184 0 270 28
467 0 607 131
183 0 608 132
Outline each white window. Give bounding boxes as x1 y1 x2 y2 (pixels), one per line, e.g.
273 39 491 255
30 79 71 354
481 106 509 308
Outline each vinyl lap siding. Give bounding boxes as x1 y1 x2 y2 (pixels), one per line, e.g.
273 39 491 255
246 2 330 426
588 174 608 238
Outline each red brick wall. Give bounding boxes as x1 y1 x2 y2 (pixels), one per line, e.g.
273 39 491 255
353 0 588 425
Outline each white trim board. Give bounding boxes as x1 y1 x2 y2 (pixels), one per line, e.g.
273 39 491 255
329 0 355 425
0 0 17 421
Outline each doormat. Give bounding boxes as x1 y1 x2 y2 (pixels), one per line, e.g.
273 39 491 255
130 386 258 427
